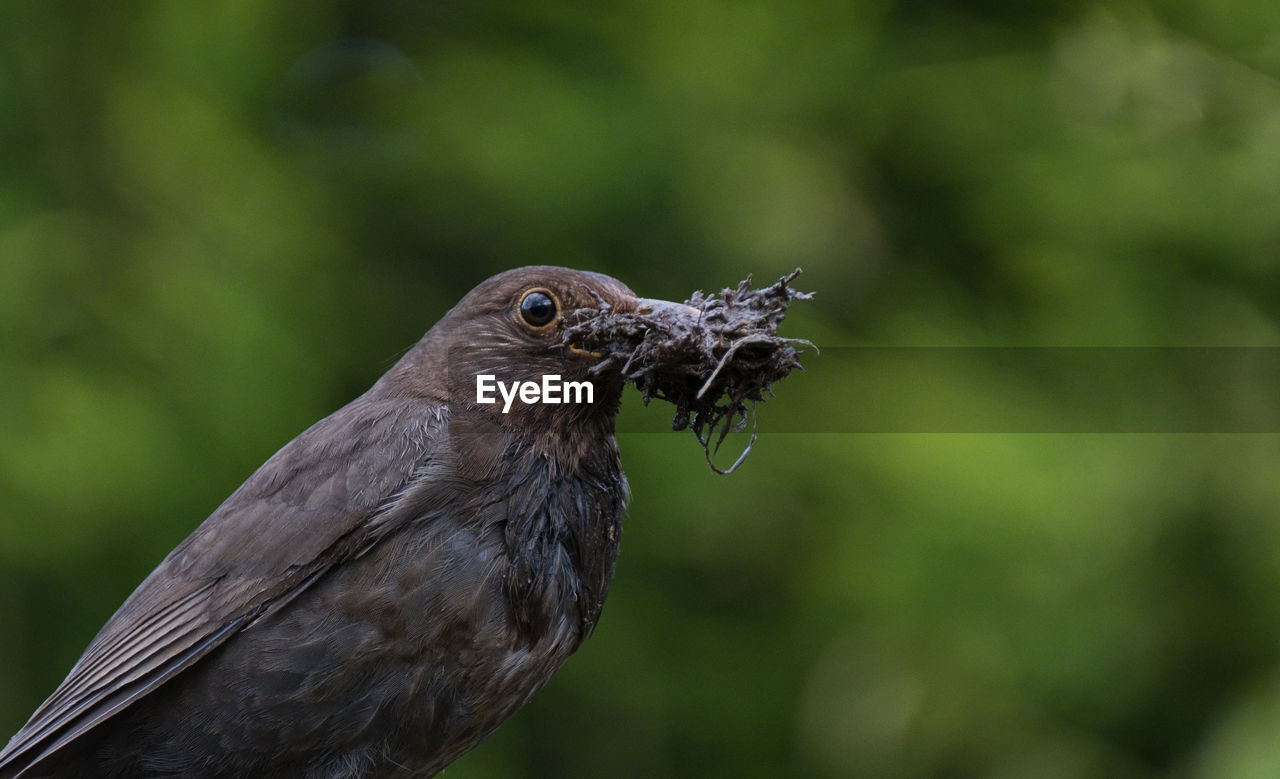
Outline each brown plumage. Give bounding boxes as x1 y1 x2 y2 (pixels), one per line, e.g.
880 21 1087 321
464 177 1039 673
0 266 694 778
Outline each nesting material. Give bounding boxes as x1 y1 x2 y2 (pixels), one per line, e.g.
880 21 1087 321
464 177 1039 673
561 269 814 473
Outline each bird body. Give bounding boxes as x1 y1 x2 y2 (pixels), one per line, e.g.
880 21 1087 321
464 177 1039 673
0 267 652 778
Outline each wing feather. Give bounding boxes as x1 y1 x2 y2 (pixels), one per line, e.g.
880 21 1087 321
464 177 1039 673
0 396 447 776
36 580 217 718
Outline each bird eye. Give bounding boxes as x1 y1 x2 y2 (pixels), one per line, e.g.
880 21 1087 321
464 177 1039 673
519 289 558 329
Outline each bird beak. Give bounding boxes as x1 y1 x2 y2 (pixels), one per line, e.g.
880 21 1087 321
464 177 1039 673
567 297 704 358
635 297 703 328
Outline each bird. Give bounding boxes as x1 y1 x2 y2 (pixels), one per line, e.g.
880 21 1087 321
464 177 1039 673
0 266 698 778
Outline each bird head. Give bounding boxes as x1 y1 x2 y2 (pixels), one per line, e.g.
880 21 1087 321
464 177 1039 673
380 266 699 433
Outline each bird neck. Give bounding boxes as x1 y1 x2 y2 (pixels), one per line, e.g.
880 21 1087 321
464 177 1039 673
445 401 627 645
498 429 627 646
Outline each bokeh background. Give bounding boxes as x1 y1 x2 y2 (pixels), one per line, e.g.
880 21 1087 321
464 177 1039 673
4 1 1280 776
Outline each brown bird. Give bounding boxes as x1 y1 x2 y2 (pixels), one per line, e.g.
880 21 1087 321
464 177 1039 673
0 266 698 778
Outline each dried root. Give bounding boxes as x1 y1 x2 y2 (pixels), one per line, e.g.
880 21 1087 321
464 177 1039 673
561 268 814 473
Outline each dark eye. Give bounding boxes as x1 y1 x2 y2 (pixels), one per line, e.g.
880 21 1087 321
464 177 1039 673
519 289 557 328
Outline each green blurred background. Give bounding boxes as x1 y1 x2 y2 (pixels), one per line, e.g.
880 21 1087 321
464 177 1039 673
4 1 1280 776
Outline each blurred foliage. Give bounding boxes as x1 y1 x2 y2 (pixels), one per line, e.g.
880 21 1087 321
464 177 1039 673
3 1 1280 776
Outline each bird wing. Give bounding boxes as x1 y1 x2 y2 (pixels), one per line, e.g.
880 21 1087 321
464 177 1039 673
0 395 449 776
